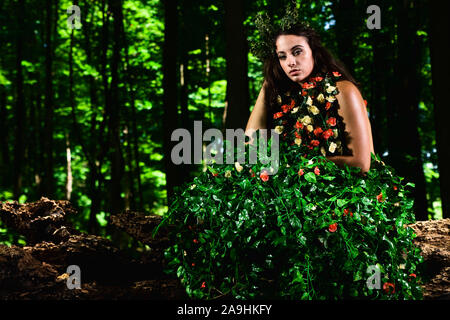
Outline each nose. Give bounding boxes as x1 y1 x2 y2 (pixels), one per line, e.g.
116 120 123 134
287 55 296 67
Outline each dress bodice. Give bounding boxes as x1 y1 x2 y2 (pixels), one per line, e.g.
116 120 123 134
270 72 351 158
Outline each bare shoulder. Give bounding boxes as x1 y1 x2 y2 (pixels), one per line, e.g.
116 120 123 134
335 80 364 111
335 80 361 98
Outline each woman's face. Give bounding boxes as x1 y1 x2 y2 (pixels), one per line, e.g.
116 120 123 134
275 35 314 83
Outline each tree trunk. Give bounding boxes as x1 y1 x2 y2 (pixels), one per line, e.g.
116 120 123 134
388 0 428 220
122 11 141 211
369 30 389 154
82 0 102 234
13 0 25 200
429 0 450 219
332 0 357 74
224 0 249 130
162 0 180 205
108 0 125 215
42 0 56 198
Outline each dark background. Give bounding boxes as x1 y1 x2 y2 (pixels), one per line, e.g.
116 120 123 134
0 0 448 247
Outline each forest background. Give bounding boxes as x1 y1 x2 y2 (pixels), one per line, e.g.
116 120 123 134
0 0 448 250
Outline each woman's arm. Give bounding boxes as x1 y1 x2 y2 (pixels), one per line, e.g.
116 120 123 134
245 82 268 144
327 80 374 173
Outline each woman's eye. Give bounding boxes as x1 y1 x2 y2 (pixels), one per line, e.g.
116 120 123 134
293 49 302 55
278 56 286 60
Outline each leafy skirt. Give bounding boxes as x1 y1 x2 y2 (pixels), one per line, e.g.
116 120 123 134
157 132 423 299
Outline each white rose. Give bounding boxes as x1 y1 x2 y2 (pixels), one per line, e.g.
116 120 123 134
326 85 336 93
190 184 197 190
291 107 299 114
326 95 336 102
234 162 243 172
301 115 312 125
308 105 320 115
317 93 325 104
320 147 326 156
295 138 302 146
306 96 313 106
329 142 337 153
274 125 284 134
306 125 314 132
224 170 232 178
308 160 314 165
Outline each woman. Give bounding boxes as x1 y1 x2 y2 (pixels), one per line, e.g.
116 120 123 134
158 18 423 300
245 24 374 173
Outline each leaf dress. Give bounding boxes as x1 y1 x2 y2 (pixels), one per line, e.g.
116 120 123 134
159 73 424 300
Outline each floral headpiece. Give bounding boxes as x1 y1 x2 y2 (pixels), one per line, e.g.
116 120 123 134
250 5 312 61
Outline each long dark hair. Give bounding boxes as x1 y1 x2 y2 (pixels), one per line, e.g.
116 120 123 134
263 23 357 130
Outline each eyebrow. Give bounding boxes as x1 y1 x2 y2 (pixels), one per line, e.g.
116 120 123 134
277 45 304 55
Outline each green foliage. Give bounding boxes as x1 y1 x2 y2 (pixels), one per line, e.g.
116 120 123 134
159 135 423 299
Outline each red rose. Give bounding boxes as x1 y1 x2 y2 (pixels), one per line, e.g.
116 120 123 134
302 82 315 89
313 127 323 137
249 169 256 177
393 186 398 190
301 90 307 96
325 102 332 110
281 100 295 113
409 273 416 279
377 192 384 202
313 76 323 82
364 99 368 107
193 239 199 244
260 171 269 182
295 121 303 129
273 112 283 119
201 282 206 288
328 223 337 232
191 263 195 267
383 282 395 294
314 166 320 175
212 172 219 177
298 169 304 176
310 140 320 147
343 208 354 217
326 117 336 126
295 131 301 139
332 71 342 77
322 129 333 140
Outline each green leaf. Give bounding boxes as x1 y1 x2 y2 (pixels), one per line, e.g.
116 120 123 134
337 199 349 207
304 172 317 183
